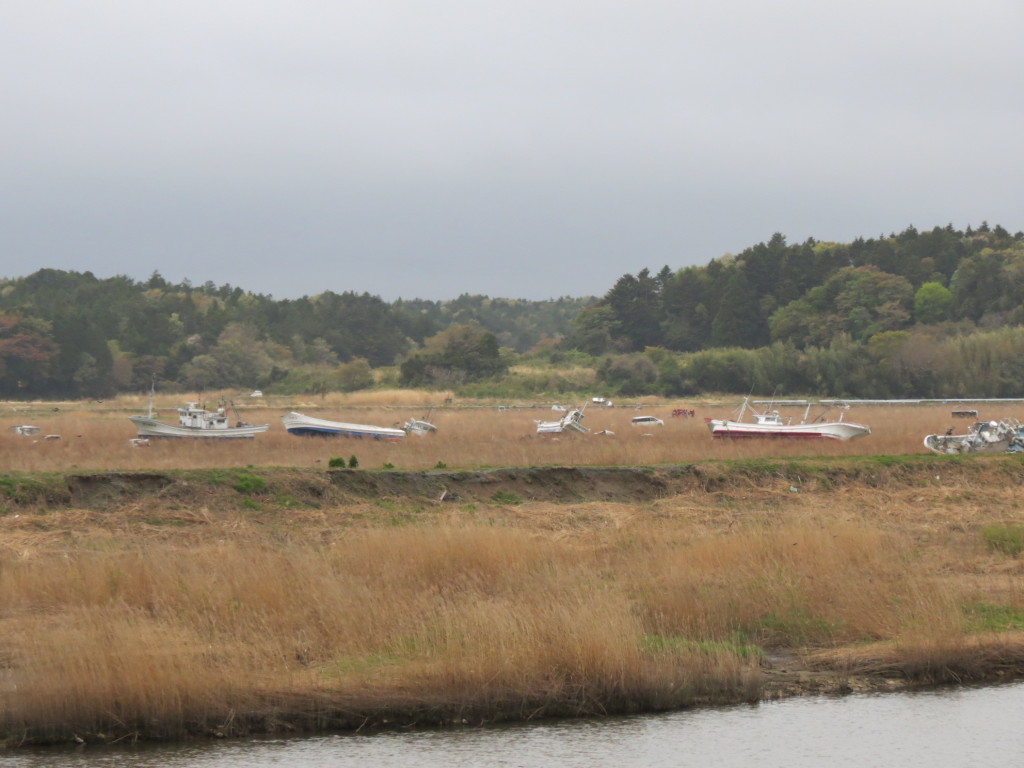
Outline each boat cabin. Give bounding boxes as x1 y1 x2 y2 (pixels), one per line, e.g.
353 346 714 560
177 403 230 430
753 410 786 426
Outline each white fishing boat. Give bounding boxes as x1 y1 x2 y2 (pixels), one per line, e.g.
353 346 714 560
924 418 1023 455
704 398 871 441
535 407 589 435
402 418 437 436
282 411 406 440
130 401 269 439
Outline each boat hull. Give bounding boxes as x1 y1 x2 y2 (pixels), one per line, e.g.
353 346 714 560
705 418 870 441
923 434 1012 455
129 416 269 439
282 412 405 440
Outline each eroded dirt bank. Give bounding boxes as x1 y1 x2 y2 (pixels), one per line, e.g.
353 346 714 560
9 452 1018 509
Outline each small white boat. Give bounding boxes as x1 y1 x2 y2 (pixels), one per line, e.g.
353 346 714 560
282 411 405 440
11 425 41 436
130 402 269 439
705 398 871 441
403 418 437 436
924 418 1023 455
535 408 588 435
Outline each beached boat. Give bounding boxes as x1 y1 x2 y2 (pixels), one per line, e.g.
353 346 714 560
535 407 589 435
282 411 405 440
130 401 269 439
704 398 871 441
402 418 437 436
924 418 1023 455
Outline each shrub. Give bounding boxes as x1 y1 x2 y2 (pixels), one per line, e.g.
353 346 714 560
233 472 267 496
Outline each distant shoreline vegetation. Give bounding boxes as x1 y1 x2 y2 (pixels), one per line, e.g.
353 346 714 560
2 222 1023 400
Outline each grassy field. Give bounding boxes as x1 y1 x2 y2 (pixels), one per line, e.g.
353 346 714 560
2 391 1020 473
2 393 1024 746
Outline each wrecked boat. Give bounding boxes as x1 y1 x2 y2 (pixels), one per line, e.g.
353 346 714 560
535 407 589 435
924 418 1024 455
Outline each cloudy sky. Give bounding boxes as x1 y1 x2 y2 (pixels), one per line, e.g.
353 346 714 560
3 1 1022 301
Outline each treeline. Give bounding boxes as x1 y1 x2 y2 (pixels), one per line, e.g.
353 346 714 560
558 222 1024 399
570 222 1024 354
580 327 1024 399
0 269 589 398
3 221 1024 399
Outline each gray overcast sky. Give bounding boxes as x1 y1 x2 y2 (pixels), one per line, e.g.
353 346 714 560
2 1 1022 301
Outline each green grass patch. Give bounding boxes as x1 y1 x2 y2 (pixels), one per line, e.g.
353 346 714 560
0 474 66 504
642 634 762 660
233 472 267 495
981 524 1024 556
868 454 916 468
319 652 406 678
963 602 1024 632
490 490 523 505
761 610 842 645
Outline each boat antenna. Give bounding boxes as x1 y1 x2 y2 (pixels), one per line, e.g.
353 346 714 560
146 376 156 418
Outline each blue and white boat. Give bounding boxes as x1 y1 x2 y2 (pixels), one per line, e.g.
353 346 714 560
282 411 405 440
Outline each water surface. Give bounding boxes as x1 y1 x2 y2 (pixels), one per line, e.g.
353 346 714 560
6 683 1023 767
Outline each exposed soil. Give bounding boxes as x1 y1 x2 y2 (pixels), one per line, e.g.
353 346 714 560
21 452 1017 510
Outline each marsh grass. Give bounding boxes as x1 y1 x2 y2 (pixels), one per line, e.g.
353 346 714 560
3 395 1021 474
0 506 1007 745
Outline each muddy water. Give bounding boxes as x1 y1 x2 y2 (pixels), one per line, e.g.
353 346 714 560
7 682 1024 767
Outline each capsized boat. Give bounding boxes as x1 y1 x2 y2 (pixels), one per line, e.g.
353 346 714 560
704 398 871 441
402 418 437 436
923 418 1023 455
535 407 589 435
130 401 269 439
282 411 405 440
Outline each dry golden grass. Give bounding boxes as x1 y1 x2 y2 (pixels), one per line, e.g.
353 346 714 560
3 393 1020 473
3 478 1024 744
3 394 1024 744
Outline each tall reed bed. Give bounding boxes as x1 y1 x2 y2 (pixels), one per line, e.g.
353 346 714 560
0 513 982 744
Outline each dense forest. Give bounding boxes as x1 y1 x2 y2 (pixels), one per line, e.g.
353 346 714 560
0 272 589 398
2 221 1024 399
